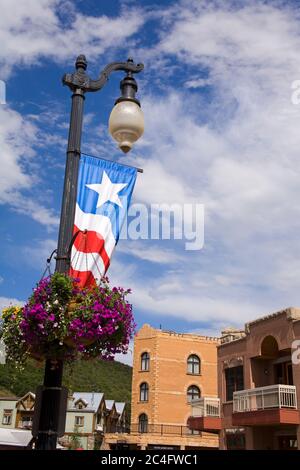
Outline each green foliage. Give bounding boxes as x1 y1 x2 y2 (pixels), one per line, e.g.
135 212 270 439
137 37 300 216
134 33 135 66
69 426 83 450
49 272 74 305
1 275 134 364
0 359 132 405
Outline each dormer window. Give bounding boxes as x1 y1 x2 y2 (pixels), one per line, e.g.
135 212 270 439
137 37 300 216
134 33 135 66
74 399 87 409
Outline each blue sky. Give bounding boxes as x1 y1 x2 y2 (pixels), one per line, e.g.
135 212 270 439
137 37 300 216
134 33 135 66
2 0 300 363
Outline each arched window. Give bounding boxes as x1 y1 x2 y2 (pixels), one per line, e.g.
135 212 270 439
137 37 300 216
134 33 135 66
140 382 149 402
187 385 200 403
261 336 278 359
187 355 201 375
141 352 150 371
138 413 148 433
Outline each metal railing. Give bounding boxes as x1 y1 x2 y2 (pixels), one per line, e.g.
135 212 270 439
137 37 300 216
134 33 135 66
101 423 202 436
190 397 221 417
129 423 200 436
233 384 297 413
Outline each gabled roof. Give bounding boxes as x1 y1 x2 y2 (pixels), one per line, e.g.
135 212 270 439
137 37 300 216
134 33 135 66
71 392 104 412
115 402 125 415
105 399 115 411
0 429 33 447
16 392 36 410
17 392 36 402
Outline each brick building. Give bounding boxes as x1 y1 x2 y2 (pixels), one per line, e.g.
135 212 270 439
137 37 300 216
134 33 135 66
104 324 219 450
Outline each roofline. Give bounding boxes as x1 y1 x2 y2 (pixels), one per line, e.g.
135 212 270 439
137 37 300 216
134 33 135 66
219 307 300 348
0 397 19 401
218 335 247 349
245 307 300 330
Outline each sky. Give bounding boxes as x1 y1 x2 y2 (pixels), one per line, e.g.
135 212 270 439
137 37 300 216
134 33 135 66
1 0 300 364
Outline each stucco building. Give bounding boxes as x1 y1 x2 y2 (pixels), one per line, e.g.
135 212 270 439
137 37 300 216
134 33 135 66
189 307 300 450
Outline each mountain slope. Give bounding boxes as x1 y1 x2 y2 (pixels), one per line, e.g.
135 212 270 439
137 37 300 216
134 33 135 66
0 359 132 403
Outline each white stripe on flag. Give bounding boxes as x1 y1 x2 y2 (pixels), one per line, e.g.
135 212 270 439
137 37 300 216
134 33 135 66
70 247 105 282
74 203 116 258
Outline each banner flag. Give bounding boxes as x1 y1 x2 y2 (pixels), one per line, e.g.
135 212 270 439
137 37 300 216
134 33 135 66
69 155 137 286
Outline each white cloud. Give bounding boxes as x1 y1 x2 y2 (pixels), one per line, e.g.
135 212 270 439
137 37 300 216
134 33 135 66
109 256 265 327
0 296 24 312
185 78 213 88
0 106 59 226
0 0 145 77
0 0 145 227
108 1 300 329
114 340 134 367
118 240 184 264
0 106 34 196
21 238 57 270
3 0 300 332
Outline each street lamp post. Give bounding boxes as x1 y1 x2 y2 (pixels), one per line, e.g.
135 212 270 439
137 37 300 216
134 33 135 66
34 55 144 450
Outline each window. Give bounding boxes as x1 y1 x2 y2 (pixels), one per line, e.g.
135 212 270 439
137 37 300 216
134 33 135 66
274 362 294 385
187 385 200 403
2 410 12 425
140 382 149 402
138 413 148 433
141 352 150 371
75 416 84 426
225 366 244 401
20 416 33 429
226 432 245 450
75 399 86 409
187 419 200 435
187 355 201 375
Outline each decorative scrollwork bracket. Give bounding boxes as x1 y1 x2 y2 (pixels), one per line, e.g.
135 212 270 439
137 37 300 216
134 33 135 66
62 54 144 93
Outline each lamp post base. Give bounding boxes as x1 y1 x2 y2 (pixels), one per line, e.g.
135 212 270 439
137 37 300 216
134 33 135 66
34 359 65 450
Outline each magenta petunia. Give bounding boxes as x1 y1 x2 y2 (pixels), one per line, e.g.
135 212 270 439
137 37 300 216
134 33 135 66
1 273 135 365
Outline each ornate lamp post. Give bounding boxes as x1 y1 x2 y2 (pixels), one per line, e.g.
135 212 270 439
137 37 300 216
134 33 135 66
34 55 144 450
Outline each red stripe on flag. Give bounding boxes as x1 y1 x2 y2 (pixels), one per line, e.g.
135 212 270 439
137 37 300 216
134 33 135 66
73 225 111 271
69 268 96 288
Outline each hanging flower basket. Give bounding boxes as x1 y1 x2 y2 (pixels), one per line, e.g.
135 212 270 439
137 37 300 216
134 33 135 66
0 273 135 367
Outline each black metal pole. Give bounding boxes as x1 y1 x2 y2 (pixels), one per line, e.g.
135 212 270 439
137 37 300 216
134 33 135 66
34 54 143 450
35 60 85 450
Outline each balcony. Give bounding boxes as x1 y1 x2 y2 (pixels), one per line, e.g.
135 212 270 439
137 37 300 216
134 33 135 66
232 384 300 426
188 397 222 432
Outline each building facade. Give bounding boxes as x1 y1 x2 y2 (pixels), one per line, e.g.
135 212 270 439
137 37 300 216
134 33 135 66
104 324 219 450
0 391 126 450
189 308 300 450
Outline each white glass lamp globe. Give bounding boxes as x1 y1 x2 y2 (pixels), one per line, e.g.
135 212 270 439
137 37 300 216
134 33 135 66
109 100 144 153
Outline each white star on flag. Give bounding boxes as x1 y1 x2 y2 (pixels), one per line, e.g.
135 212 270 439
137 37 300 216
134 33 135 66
86 171 128 208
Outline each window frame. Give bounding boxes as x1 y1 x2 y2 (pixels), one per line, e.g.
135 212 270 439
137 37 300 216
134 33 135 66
141 352 150 371
139 382 149 402
75 415 85 427
2 409 13 425
187 354 201 375
225 365 244 402
138 413 148 433
187 385 201 403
